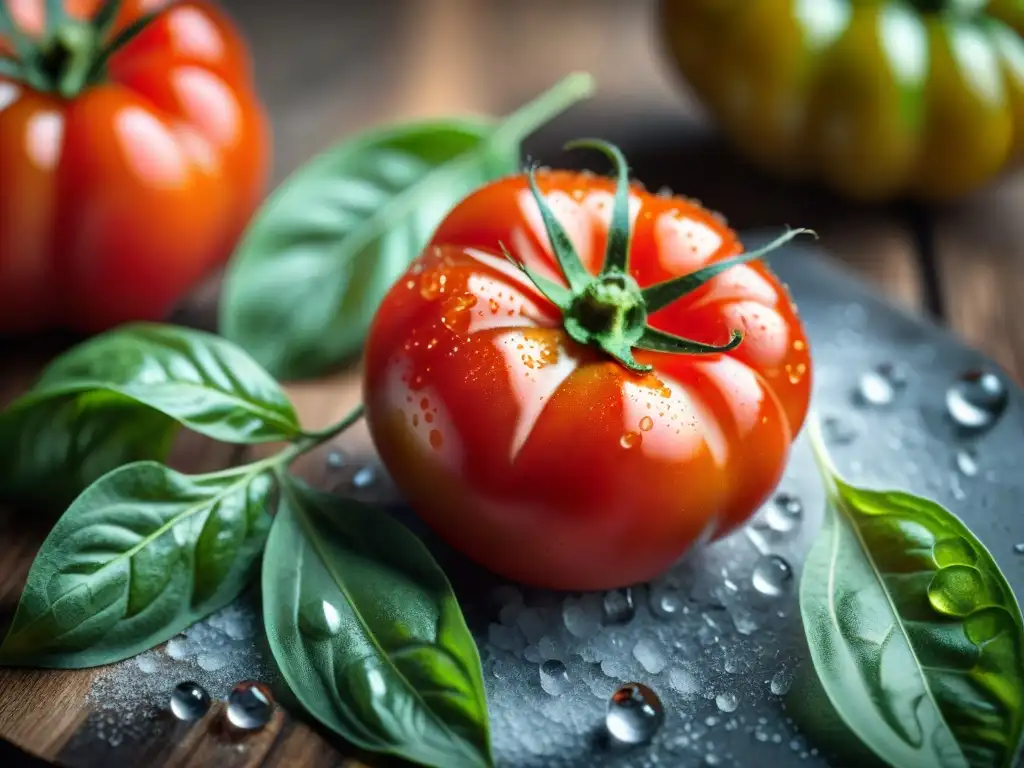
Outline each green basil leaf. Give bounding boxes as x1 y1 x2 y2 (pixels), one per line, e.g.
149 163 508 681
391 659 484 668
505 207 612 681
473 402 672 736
220 73 594 380
7 323 300 443
799 418 1024 768
0 460 273 668
0 390 177 509
262 476 492 768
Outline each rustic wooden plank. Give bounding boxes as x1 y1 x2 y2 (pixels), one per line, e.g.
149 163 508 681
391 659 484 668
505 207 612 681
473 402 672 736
930 173 1024 383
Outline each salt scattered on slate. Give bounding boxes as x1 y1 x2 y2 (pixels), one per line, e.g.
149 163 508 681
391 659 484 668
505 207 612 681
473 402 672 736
84 594 275 748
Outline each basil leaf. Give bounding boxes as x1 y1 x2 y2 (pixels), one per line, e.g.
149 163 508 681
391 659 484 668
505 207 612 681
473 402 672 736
0 461 273 668
0 390 177 509
220 73 594 380
800 419 1024 768
262 476 492 768
6 323 300 443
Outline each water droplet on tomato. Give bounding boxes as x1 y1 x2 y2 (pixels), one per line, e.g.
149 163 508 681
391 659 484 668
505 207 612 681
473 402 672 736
946 369 1008 431
429 430 443 450
639 416 654 432
488 298 500 314
620 432 642 449
419 270 444 299
440 294 477 334
424 412 434 424
792 339 805 351
605 684 663 745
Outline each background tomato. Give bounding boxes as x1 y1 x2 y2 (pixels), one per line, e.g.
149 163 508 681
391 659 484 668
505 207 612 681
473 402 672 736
0 0 268 334
364 147 812 591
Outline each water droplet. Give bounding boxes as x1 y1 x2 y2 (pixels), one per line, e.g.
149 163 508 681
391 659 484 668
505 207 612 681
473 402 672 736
928 565 985 617
169 681 210 721
226 681 275 731
419 270 444 300
649 584 684 619
351 466 375 488
705 754 721 766
325 451 345 469
751 554 793 597
714 691 738 713
605 683 664 745
770 668 794 695
539 659 570 696
856 369 895 406
1014 543 1024 555
299 599 342 639
620 431 642 449
821 414 858 445
602 587 636 625
955 449 978 477
946 370 1008 431
429 430 444 450
764 493 803 533
639 416 654 432
633 638 667 674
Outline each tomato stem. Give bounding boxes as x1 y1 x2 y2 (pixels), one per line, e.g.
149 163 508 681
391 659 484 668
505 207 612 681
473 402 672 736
512 140 814 373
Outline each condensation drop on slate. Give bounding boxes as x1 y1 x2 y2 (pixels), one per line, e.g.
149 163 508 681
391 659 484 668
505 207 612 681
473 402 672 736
226 680 275 730
169 681 211 721
955 449 979 477
1015 543 1024 555
352 466 376 488
715 692 738 713
605 684 664 745
770 668 794 696
821 414 858 446
856 369 895 406
751 554 793 597
946 370 1008 430
539 659 570 696
602 587 636 625
325 451 345 469
764 493 803 533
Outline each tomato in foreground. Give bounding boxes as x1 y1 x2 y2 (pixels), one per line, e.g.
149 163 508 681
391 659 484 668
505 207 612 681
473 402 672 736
364 141 812 590
0 0 269 334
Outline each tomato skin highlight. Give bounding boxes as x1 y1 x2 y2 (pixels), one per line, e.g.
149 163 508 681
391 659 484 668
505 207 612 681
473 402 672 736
364 172 812 591
0 0 269 334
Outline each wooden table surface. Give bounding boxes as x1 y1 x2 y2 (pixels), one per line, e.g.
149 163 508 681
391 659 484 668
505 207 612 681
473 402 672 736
2 1 1023 766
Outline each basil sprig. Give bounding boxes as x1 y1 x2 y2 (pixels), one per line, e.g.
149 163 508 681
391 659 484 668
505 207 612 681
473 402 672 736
799 416 1024 768
220 72 595 380
0 323 491 768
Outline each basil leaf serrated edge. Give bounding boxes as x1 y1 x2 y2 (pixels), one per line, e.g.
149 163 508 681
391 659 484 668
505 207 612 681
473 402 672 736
220 118 517 380
0 390 177 509
7 323 300 443
800 416 1024 768
262 475 492 768
0 460 273 669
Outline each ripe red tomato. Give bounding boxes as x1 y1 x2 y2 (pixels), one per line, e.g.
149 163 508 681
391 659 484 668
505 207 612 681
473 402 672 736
364 143 812 590
0 0 269 334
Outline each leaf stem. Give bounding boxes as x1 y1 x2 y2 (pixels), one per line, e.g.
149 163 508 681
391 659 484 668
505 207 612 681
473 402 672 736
490 72 596 152
806 411 839 497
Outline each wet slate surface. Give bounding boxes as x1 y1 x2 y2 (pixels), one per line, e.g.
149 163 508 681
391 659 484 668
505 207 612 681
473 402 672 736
388 235 1024 768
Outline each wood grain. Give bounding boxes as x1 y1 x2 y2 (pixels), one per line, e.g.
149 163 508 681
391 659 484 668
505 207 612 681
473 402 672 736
0 0 1014 765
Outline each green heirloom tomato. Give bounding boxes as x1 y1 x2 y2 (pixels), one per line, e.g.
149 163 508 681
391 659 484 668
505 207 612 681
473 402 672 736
659 0 1024 201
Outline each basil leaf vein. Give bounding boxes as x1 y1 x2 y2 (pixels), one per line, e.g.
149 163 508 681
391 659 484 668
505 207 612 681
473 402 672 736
262 476 492 768
0 460 273 668
800 419 1024 768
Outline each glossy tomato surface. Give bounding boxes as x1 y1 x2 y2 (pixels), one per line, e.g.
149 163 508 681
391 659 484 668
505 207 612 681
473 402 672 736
364 172 812 590
0 0 268 333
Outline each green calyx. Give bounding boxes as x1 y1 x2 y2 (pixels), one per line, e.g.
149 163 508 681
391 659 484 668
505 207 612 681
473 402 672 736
503 138 813 374
0 0 159 98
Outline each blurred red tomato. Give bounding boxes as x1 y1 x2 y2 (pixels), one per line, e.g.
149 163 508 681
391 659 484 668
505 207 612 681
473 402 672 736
0 0 269 333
